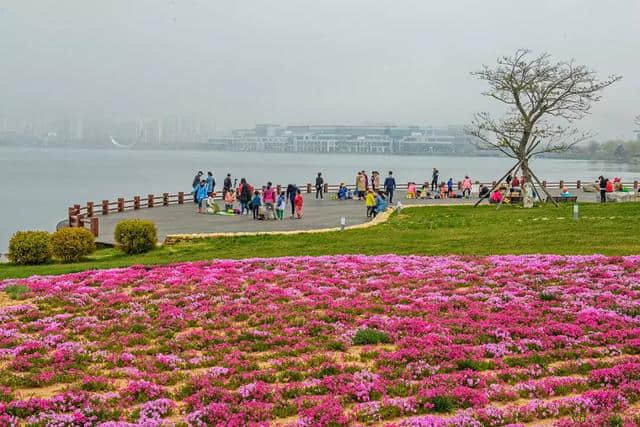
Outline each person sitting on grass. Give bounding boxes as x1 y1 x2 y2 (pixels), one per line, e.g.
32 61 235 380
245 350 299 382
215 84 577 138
294 190 304 219
490 188 503 204
373 191 388 217
195 180 208 214
479 184 490 199
251 191 261 219
365 188 376 218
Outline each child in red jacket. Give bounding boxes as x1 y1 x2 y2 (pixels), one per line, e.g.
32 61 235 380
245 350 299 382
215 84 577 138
294 191 304 219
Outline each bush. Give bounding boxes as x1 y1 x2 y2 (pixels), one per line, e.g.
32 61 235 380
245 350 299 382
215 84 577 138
353 328 392 345
51 228 96 262
114 220 157 254
8 231 52 265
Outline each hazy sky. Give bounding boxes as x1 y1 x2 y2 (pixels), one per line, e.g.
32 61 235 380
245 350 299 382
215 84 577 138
1 0 638 139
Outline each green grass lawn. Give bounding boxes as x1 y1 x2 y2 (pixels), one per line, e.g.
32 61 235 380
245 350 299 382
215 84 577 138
1 202 639 280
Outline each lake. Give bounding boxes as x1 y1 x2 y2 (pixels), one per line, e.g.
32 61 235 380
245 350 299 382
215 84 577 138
1 146 639 252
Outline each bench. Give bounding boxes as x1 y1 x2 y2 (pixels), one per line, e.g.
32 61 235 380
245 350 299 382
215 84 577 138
547 196 578 203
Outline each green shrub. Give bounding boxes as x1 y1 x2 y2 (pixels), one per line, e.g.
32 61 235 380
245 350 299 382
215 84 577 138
353 328 392 345
51 227 96 262
8 231 52 265
114 219 157 254
4 284 30 300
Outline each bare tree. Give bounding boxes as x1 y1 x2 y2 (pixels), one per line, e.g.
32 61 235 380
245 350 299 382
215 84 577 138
467 49 621 203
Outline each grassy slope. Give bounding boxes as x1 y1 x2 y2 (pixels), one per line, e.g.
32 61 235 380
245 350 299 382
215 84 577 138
1 202 639 280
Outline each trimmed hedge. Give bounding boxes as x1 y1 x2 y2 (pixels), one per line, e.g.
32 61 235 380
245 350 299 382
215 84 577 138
51 228 96 262
8 231 52 265
114 219 157 254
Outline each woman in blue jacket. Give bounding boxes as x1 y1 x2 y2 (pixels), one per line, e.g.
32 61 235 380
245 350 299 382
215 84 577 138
195 181 209 213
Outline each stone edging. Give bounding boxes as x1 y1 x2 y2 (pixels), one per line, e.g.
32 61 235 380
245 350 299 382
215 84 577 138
162 203 464 245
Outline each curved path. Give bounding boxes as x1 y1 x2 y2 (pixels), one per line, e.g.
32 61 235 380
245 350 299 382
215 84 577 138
94 190 593 244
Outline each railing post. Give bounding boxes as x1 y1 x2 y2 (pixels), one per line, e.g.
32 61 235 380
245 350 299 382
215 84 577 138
118 198 124 212
77 213 84 227
90 217 99 237
102 200 109 215
542 180 547 188
457 181 462 190
559 180 564 189
134 196 140 209
576 180 581 189
163 193 169 206
492 181 496 188
147 194 154 208
86 201 93 217
323 183 329 193
178 192 184 204
68 207 75 226
634 180 638 190
306 183 312 193
74 204 81 216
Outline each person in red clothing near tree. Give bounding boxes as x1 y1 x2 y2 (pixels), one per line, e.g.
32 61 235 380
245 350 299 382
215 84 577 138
294 190 304 219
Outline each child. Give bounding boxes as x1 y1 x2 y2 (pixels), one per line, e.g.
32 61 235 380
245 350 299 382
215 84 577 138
294 190 304 219
251 191 261 219
365 189 376 218
407 182 417 199
206 193 220 214
420 183 430 199
224 189 236 212
276 191 286 220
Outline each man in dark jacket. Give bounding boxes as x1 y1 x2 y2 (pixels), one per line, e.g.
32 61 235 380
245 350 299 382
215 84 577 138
315 172 324 199
287 184 298 218
384 171 396 203
223 173 232 193
431 168 439 191
598 175 607 203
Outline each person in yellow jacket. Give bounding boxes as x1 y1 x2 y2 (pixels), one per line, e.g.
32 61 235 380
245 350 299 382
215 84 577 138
365 189 376 218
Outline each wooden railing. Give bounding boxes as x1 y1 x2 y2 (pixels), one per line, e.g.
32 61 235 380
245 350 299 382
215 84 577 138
67 179 639 236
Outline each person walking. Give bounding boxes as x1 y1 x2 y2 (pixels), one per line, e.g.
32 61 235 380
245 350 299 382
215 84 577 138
384 171 396 203
238 178 252 215
598 175 607 203
315 172 324 199
192 171 203 203
263 182 277 220
287 184 299 218
461 175 472 199
206 171 215 194
365 188 376 218
431 168 439 191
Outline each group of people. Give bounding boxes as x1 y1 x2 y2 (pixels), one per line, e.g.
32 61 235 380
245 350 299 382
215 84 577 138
191 171 304 220
598 176 634 203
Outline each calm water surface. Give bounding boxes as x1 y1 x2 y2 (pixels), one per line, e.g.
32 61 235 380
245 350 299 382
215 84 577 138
1 146 639 252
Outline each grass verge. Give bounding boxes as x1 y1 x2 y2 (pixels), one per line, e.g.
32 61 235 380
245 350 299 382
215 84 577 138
1 202 639 280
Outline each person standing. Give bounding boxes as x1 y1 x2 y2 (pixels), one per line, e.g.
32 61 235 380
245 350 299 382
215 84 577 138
447 178 454 197
362 170 369 191
263 182 276 220
384 171 396 203
365 188 376 218
462 175 472 199
598 175 607 203
287 184 298 218
372 171 380 192
356 172 366 200
431 168 439 191
276 192 286 220
195 180 208 213
238 178 252 215
223 173 232 193
251 191 262 219
206 171 215 195
294 190 304 219
315 172 324 199
192 171 203 203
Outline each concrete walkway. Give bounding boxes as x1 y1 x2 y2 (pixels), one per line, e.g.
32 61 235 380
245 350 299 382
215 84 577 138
93 190 594 244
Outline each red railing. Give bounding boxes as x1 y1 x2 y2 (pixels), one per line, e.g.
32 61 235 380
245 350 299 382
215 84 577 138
67 179 639 236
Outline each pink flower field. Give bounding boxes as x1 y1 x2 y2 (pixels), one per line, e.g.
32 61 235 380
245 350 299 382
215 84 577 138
2 255 640 426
